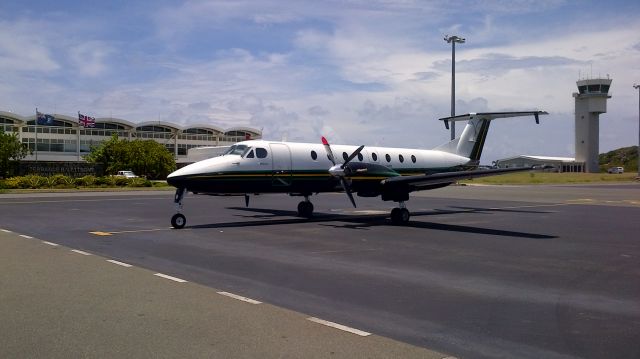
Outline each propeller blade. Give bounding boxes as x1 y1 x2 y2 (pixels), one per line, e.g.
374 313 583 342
342 145 364 168
321 136 336 166
321 136 358 208
339 178 357 208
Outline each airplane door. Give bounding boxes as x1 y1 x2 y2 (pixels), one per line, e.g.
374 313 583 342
270 143 292 186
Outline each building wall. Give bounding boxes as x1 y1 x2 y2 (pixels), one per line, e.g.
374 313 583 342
1 112 261 164
574 98 602 172
495 157 584 173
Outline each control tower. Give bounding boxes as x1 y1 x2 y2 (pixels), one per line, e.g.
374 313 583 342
572 78 612 172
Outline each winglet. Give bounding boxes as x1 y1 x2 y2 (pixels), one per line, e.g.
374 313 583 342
321 136 329 145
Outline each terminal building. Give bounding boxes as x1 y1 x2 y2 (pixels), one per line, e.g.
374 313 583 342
496 77 612 173
493 155 584 173
0 111 261 164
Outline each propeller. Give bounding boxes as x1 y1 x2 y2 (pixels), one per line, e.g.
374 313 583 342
321 136 364 208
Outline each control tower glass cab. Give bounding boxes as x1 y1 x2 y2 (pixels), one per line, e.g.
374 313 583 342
572 78 612 173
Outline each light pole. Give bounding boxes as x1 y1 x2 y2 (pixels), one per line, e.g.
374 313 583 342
634 84 640 177
444 35 465 140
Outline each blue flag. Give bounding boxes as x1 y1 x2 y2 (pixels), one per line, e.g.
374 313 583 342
36 111 55 125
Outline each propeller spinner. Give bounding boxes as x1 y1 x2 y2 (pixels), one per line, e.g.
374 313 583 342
321 136 364 208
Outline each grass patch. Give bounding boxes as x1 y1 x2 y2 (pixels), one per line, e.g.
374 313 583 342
462 171 639 185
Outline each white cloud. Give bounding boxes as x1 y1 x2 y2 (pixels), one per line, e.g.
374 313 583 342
69 41 114 77
2 0 640 163
0 19 59 72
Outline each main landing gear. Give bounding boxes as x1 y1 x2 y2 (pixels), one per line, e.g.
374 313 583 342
171 188 187 229
297 195 314 218
390 201 410 225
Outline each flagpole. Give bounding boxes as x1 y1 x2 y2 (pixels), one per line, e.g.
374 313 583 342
35 108 39 162
77 111 81 162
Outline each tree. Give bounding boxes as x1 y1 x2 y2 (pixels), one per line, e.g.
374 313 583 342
85 134 176 179
0 129 30 178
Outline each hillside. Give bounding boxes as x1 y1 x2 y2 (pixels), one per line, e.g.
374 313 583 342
599 146 638 172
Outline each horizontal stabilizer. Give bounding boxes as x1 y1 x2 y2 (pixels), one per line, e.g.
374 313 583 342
439 111 548 130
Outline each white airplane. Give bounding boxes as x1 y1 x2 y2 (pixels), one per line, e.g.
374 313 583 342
167 111 547 228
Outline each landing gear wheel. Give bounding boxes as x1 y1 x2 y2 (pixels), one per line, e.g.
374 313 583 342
171 213 186 229
390 208 410 225
297 201 314 218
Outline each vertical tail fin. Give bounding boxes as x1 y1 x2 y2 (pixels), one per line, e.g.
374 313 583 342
434 111 547 163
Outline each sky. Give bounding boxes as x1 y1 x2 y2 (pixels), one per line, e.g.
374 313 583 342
1 0 639 164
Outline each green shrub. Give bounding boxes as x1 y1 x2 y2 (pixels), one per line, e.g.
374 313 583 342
46 174 75 188
2 177 20 189
2 174 168 189
114 176 129 187
24 175 47 189
95 176 116 187
129 177 152 187
75 175 97 187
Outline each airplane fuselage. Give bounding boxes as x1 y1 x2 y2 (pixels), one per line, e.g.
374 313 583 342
167 140 471 197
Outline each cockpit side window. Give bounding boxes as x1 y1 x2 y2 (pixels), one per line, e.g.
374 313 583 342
245 149 255 158
223 144 249 156
256 148 268 158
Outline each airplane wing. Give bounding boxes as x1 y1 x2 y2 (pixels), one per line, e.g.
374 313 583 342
381 166 535 191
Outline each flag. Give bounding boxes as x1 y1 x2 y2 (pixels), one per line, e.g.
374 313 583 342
78 113 96 128
36 111 55 125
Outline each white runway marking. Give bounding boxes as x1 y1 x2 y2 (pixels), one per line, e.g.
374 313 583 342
107 259 132 267
307 317 371 336
154 273 187 283
217 291 262 304
42 241 59 246
1 229 12 233
19 234 33 239
71 249 91 256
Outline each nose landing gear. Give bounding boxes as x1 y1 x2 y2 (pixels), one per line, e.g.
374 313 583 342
171 188 187 229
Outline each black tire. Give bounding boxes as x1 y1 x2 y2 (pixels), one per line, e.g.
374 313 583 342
297 201 314 217
390 208 410 225
399 208 410 223
171 213 186 229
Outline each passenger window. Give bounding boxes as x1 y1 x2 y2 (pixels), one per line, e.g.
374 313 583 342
357 153 363 161
385 154 391 162
372 153 378 161
399 154 404 163
342 152 348 161
256 148 268 158
246 149 255 158
411 155 416 163
311 150 318 160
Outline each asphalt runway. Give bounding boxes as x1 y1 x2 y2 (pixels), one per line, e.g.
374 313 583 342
1 183 639 359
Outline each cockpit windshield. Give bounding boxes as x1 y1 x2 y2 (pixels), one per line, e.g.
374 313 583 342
223 144 250 156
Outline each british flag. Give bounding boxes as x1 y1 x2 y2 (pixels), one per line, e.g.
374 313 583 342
78 113 96 128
